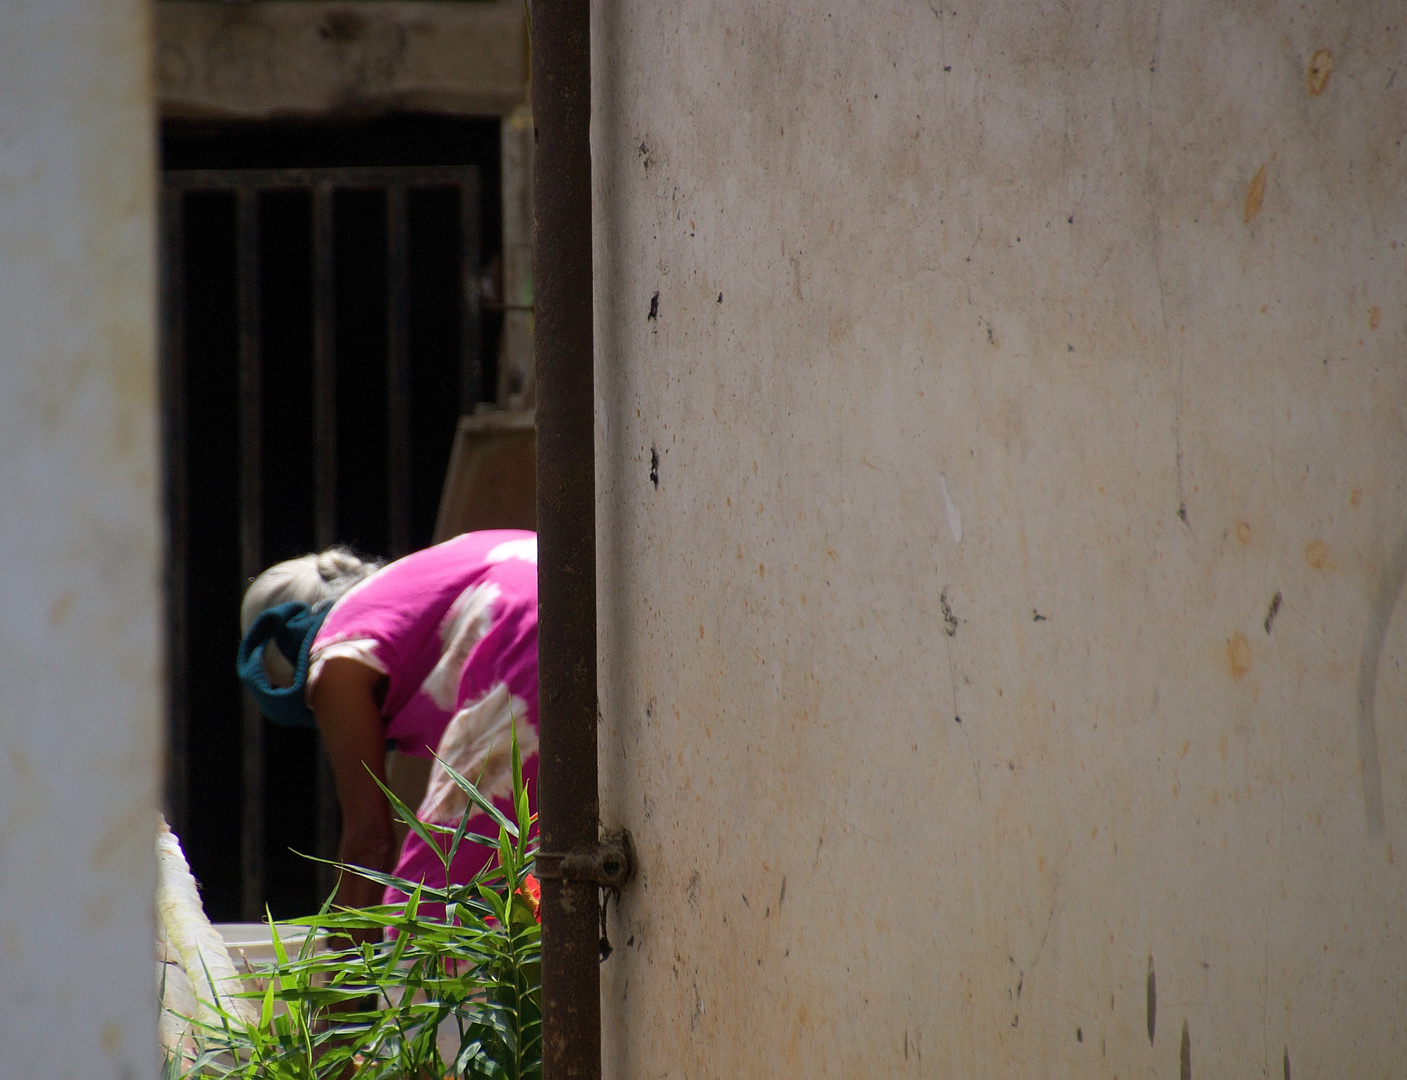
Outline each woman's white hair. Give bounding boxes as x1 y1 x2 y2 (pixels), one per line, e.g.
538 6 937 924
241 546 382 686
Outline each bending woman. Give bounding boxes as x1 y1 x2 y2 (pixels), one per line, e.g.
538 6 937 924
236 531 538 922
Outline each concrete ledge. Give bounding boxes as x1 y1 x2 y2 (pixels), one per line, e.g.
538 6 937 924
157 1 528 119
433 410 536 542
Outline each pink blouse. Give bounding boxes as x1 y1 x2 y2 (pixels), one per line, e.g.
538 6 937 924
309 530 538 903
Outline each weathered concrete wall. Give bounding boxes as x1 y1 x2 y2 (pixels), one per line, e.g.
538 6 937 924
157 0 528 119
0 1 162 1076
593 1 1407 1076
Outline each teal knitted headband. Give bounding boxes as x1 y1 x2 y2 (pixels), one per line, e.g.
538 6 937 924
235 601 331 729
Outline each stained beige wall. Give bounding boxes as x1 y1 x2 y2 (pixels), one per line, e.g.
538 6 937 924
0 1 161 1075
592 2 1407 1076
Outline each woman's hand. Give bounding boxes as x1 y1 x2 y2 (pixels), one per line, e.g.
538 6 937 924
309 656 396 944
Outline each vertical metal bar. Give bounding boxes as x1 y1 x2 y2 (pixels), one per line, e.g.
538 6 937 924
311 182 341 901
159 186 188 836
312 183 338 554
459 176 482 413
533 3 601 1079
237 186 265 922
386 184 411 558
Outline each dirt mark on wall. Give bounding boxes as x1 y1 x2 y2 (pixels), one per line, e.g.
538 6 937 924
1306 49 1334 96
1264 592 1282 634
1146 955 1157 1044
1244 165 1267 224
1227 631 1251 679
1357 528 1407 836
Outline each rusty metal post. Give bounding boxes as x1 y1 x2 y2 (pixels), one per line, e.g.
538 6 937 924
386 183 412 560
312 181 341 902
533 2 600 1078
236 187 265 920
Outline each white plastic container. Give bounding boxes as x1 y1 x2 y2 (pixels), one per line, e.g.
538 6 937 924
213 922 320 971
211 922 327 1015
212 923 459 1059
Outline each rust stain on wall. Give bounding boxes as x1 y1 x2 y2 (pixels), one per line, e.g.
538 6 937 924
1227 632 1251 679
1305 540 1329 569
1244 165 1267 224
1368 306 1381 330
1306 49 1334 96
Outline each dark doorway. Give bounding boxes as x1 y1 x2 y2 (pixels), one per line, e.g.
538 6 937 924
161 115 501 921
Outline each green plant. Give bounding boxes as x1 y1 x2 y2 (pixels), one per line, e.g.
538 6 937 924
166 736 540 1080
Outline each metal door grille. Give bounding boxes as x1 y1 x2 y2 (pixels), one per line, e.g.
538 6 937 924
161 165 481 918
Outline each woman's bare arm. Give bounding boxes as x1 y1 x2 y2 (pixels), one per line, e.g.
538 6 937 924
308 656 396 918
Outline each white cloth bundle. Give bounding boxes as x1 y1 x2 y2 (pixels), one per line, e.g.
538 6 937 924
156 816 259 1060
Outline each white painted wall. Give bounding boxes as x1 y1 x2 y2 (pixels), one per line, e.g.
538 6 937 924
0 2 161 1076
593 2 1407 1076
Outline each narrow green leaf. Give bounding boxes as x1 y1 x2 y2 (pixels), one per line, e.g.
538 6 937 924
368 764 450 870
429 751 519 838
259 977 275 1030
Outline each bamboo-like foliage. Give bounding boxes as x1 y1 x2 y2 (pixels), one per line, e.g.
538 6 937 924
165 731 541 1080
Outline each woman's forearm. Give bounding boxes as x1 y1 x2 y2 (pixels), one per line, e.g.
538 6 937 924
334 824 396 911
309 655 399 921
